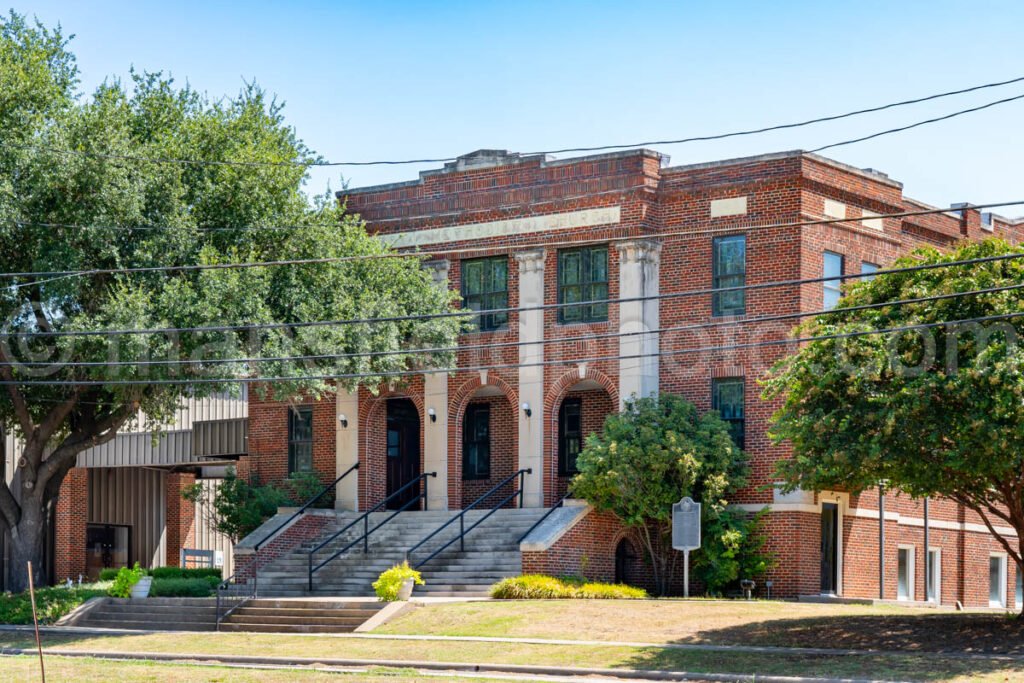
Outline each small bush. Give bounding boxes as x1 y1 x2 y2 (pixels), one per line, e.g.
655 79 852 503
149 567 222 580
0 586 106 625
148 578 215 598
98 568 120 582
107 563 145 598
490 575 647 600
372 561 424 601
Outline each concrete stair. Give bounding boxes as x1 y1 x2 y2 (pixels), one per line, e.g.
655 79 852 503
73 598 217 631
219 598 384 633
253 508 548 597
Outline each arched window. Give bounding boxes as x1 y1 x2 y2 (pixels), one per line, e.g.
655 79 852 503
615 538 638 585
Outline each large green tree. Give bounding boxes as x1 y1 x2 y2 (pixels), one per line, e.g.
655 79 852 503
571 392 769 596
0 14 460 591
765 239 1024 591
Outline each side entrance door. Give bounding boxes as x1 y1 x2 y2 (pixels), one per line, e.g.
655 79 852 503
820 502 839 594
386 398 421 510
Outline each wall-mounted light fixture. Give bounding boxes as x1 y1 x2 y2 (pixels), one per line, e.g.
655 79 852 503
521 402 532 418
427 407 437 423
339 414 349 429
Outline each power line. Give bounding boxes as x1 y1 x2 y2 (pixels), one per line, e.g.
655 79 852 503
2 310 1019 386
6 280 1023 369
810 92 1024 153
6 74 1024 168
6 200 1024 290
4 247 1023 339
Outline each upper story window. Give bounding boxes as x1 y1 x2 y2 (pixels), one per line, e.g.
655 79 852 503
823 251 844 310
461 256 508 332
558 398 583 476
558 246 608 324
462 403 491 480
712 378 745 448
288 406 314 474
861 261 879 281
712 235 746 317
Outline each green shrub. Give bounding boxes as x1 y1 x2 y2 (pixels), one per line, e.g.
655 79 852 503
0 586 106 625
107 563 145 598
148 567 222 580
148 578 215 598
490 575 648 600
372 561 424 601
98 568 120 582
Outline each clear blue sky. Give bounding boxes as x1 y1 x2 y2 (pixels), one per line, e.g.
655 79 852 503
21 1 1024 214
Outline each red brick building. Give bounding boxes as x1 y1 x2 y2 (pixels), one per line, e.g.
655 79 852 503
245 148 1024 606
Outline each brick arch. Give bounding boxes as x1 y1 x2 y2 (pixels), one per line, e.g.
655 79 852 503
360 388 426 511
449 372 518 509
543 366 618 507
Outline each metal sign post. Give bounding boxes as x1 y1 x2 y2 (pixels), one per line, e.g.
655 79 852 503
671 497 701 598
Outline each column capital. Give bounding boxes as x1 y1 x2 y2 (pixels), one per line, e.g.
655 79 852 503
514 249 546 275
423 259 450 286
614 239 662 265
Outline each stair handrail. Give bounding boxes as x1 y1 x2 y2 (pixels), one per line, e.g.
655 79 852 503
307 471 436 591
215 462 360 627
406 468 531 570
517 492 572 544
255 462 360 554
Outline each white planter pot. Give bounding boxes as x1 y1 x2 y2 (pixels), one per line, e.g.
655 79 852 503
397 577 415 601
131 576 152 599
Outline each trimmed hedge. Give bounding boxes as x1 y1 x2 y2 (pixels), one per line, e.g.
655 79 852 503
97 566 222 582
147 577 219 598
0 586 106 625
490 575 648 600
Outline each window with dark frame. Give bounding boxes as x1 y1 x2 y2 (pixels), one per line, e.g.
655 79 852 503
712 378 745 448
461 256 508 332
462 403 491 480
558 398 583 476
823 251 844 309
861 261 879 281
558 246 608 324
712 235 746 317
288 406 314 474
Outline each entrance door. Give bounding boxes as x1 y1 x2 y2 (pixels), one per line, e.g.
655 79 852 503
385 399 421 510
820 503 839 594
85 524 131 581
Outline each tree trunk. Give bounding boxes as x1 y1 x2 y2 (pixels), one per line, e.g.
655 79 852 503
6 498 48 593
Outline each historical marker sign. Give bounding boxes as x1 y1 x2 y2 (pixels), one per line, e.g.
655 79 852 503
672 497 701 551
672 497 701 597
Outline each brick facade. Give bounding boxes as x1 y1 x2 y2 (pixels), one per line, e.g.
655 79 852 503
165 472 196 568
245 148 1024 604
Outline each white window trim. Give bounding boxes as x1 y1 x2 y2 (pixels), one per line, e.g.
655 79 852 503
927 548 941 604
897 544 916 601
991 553 1008 608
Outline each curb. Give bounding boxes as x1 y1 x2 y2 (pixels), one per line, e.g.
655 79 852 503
0 647 909 683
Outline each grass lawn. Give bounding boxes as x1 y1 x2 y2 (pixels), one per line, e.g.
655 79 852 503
379 599 1024 654
1 654 519 682
1 630 1024 681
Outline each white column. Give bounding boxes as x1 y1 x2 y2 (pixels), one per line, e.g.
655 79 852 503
334 387 359 511
422 259 451 510
615 240 661 408
515 249 546 508
423 372 449 510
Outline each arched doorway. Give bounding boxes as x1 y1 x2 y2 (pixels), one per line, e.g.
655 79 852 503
548 376 616 504
386 398 421 510
615 537 640 585
456 383 517 509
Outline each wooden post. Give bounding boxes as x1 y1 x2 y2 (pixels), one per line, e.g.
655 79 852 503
27 561 46 683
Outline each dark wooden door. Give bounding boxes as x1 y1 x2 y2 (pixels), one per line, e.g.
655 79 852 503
820 502 839 594
386 399 421 510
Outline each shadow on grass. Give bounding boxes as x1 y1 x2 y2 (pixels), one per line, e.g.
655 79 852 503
624 611 1024 682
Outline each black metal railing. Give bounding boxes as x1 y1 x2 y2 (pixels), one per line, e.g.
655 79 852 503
307 471 436 591
214 462 359 628
517 492 572 544
406 468 530 570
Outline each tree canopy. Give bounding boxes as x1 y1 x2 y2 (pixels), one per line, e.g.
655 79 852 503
570 392 770 595
764 238 1024 572
0 12 460 590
